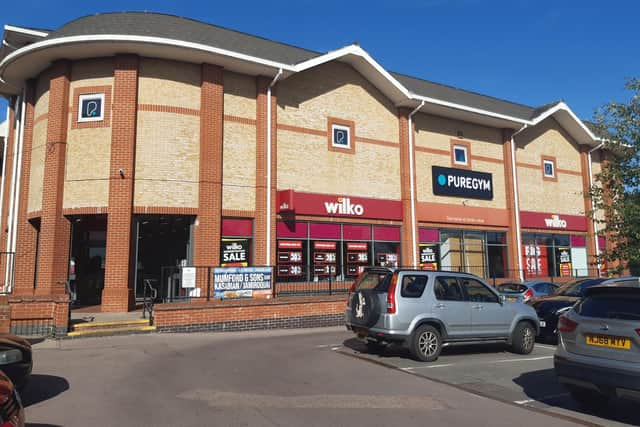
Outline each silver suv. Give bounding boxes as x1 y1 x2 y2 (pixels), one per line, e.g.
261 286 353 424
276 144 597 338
554 281 640 408
345 268 540 361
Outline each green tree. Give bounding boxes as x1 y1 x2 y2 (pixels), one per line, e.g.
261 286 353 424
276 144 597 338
592 78 640 274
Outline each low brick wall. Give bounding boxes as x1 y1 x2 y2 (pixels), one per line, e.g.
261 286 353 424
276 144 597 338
8 295 69 337
154 295 347 333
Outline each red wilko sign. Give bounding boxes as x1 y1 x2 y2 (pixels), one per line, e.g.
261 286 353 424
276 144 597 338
276 190 402 220
346 243 368 251
314 241 337 250
520 211 587 232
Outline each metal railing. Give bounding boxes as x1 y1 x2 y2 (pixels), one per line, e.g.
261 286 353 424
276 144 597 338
142 279 158 323
147 264 608 302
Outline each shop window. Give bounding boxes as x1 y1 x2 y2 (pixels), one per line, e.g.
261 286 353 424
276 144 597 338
374 242 399 268
344 242 369 278
327 118 355 154
277 240 307 280
312 241 339 280
521 233 587 279
220 238 251 267
78 93 105 123
542 156 557 181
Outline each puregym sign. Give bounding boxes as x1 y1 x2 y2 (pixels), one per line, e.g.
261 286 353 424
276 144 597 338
432 166 493 200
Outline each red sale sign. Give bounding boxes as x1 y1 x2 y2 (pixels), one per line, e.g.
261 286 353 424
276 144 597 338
522 244 548 278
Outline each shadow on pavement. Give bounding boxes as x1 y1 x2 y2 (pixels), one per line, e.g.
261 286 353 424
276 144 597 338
514 369 640 426
21 374 69 407
343 337 513 361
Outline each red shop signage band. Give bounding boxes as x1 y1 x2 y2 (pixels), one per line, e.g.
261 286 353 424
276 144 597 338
519 211 588 232
277 190 402 220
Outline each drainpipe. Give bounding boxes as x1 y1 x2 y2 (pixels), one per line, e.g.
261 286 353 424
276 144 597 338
407 101 424 268
266 69 283 266
4 92 22 291
10 89 26 287
588 142 605 275
0 104 10 259
511 124 527 281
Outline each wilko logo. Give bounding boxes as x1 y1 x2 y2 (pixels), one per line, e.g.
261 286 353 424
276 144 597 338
324 197 364 216
544 215 568 229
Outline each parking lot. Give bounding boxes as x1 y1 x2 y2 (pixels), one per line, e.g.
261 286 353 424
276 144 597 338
336 338 640 427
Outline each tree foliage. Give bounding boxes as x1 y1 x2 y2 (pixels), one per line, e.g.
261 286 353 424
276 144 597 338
592 78 640 274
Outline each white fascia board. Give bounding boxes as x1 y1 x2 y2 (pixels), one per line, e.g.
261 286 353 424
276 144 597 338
530 101 598 143
0 120 5 138
410 93 529 125
3 25 49 38
293 45 411 98
0 34 296 78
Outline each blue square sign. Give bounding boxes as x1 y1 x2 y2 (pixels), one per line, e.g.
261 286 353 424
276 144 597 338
332 127 349 147
79 95 103 121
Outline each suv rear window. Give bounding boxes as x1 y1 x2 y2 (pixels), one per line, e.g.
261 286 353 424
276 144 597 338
354 270 392 292
575 294 640 320
497 283 527 294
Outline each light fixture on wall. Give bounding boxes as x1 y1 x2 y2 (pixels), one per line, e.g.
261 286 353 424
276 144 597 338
118 168 125 178
457 130 464 138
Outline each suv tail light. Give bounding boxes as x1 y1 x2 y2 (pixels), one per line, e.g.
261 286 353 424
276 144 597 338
636 328 640 337
558 315 578 333
386 274 398 314
523 288 534 302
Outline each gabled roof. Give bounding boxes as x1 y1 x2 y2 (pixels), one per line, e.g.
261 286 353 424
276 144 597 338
0 12 599 145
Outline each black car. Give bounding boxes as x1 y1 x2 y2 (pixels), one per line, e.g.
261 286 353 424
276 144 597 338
530 276 639 341
0 334 32 390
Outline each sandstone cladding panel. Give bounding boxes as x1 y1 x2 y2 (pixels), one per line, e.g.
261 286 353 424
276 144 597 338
134 111 199 208
138 58 200 110
277 129 401 199
222 121 256 211
224 71 257 120
277 61 399 143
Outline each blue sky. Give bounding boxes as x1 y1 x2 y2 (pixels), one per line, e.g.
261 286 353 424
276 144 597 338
1 0 637 122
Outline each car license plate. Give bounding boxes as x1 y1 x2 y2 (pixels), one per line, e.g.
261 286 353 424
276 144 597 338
539 320 546 328
585 334 631 350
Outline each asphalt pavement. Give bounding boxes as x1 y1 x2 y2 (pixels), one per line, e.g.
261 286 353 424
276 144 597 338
22 328 638 427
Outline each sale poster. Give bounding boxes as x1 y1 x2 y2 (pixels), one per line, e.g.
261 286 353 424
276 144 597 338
522 244 548 278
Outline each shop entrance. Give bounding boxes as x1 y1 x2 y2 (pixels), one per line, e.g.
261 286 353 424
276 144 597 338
134 215 194 302
69 215 107 308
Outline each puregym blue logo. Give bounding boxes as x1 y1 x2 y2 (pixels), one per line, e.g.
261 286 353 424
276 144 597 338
437 174 446 186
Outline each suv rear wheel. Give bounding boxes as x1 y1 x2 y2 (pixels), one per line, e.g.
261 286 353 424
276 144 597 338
511 321 535 354
410 325 442 362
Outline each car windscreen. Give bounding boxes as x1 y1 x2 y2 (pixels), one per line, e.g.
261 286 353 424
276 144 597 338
354 271 392 292
497 283 527 294
556 278 606 297
575 293 640 320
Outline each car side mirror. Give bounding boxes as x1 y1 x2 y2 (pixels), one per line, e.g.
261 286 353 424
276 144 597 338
499 294 506 304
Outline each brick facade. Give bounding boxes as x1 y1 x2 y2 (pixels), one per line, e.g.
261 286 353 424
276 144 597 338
398 109 418 267
35 60 71 297
193 64 224 294
502 129 521 273
12 81 38 295
102 55 139 312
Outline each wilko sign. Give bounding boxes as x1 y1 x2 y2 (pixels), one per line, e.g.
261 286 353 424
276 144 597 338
276 190 402 220
544 215 567 229
324 197 364 216
520 211 587 232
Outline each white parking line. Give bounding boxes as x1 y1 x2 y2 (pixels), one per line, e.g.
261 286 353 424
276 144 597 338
493 356 553 363
404 364 455 370
535 344 557 350
514 392 569 405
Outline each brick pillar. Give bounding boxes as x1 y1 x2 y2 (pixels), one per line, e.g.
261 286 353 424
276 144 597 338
193 64 223 296
579 146 598 274
35 61 71 296
398 109 418 268
255 77 278 266
13 81 38 295
0 98 16 289
502 129 521 279
102 55 139 312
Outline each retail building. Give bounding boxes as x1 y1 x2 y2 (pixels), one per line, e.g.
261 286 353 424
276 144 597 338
0 13 606 324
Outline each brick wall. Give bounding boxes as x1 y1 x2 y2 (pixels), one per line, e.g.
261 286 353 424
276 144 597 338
102 55 138 312
8 295 69 337
502 130 520 273
193 63 224 283
35 60 71 297
13 81 38 295
154 296 345 333
398 109 418 267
